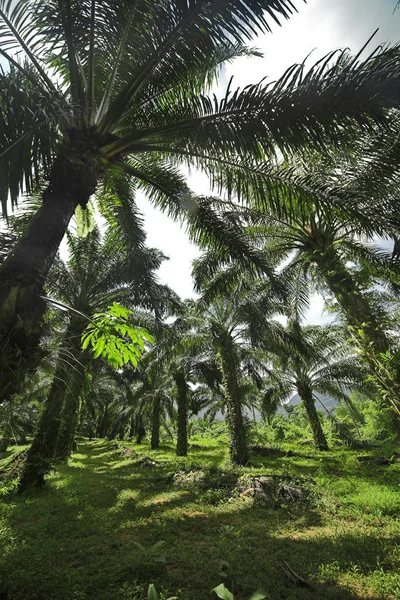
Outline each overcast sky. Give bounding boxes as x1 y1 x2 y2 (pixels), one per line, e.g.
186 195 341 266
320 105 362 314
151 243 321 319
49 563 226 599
135 0 400 324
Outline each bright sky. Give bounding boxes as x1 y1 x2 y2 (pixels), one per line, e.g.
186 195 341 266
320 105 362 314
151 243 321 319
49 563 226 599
137 0 400 324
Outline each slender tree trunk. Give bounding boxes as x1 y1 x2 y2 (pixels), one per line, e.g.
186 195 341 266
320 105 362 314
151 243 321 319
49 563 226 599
0 150 100 406
56 352 88 461
298 382 329 451
220 345 249 465
151 394 161 450
57 406 81 458
129 416 136 438
313 247 400 435
135 414 146 444
96 405 110 438
174 371 188 457
19 317 84 490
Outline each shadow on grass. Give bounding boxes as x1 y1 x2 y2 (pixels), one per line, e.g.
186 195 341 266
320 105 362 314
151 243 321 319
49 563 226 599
0 440 398 600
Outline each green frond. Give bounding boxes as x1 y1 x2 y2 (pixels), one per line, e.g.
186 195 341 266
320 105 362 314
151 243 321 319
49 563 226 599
0 67 61 215
95 0 298 132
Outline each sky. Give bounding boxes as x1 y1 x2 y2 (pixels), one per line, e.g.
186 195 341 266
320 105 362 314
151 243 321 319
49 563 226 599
136 0 400 324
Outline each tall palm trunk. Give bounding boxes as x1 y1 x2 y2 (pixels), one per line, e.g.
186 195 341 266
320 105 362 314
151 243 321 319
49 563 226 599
313 247 400 435
297 381 329 451
0 150 100 406
219 345 249 465
56 352 89 461
174 371 188 457
151 394 161 450
96 404 110 438
129 415 136 438
135 414 146 444
19 316 84 490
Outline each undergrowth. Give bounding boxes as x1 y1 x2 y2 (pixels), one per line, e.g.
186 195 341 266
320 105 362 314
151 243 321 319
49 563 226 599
0 436 399 600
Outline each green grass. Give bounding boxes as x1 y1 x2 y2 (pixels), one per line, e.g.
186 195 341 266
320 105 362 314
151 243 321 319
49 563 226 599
0 436 400 600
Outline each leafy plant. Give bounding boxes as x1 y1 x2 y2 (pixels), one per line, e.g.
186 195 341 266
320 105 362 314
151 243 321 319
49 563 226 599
147 584 177 600
132 541 167 567
82 303 153 369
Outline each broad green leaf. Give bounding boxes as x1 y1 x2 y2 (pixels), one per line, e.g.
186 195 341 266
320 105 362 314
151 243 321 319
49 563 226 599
81 303 152 369
81 332 94 350
249 592 268 600
147 584 158 600
211 584 234 600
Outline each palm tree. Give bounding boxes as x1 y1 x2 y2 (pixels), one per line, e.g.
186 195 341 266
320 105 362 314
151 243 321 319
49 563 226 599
1 0 400 402
19 220 172 489
243 203 400 434
262 324 367 450
195 271 291 464
148 304 221 457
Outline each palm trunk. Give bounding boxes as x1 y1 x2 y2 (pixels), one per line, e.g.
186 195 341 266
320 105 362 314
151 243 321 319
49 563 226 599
220 345 249 465
313 247 400 433
298 382 329 451
151 394 161 450
57 404 81 459
129 416 136 438
174 371 188 457
135 414 146 444
96 404 110 438
19 317 84 490
56 353 88 461
0 151 99 406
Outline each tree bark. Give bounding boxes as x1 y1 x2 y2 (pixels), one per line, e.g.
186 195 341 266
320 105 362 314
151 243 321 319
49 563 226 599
96 404 110 438
129 415 136 438
151 394 161 449
19 317 84 490
175 371 188 456
220 345 249 465
0 148 100 406
135 414 146 444
298 382 329 451
55 351 88 461
0 192 79 406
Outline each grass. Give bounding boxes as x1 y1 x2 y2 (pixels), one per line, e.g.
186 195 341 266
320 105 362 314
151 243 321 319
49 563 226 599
0 435 399 600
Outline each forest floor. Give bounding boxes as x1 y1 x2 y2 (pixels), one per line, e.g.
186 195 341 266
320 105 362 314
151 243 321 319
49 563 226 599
0 436 400 600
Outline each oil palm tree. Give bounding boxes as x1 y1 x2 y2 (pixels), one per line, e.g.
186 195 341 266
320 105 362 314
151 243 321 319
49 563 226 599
195 270 293 464
2 0 400 403
208 130 400 431
19 217 172 489
148 303 221 457
243 203 400 434
262 324 367 450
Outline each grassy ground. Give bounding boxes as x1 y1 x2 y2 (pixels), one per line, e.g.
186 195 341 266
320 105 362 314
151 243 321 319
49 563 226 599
0 436 400 600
